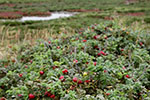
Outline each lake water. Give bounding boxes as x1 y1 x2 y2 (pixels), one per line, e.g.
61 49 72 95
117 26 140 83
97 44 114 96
2 12 77 22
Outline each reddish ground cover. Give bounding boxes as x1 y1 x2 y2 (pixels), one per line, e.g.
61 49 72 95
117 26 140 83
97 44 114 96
126 12 145 16
0 12 23 19
67 9 100 12
0 3 16 7
0 2 51 19
23 12 51 16
0 11 51 19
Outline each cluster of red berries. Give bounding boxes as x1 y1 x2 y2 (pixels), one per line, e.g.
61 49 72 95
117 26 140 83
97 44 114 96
59 69 69 82
28 94 35 99
73 77 90 84
62 69 68 74
73 59 78 63
44 91 55 99
94 62 97 66
28 92 55 99
97 51 106 56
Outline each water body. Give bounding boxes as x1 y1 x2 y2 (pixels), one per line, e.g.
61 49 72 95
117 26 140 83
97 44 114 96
2 12 77 22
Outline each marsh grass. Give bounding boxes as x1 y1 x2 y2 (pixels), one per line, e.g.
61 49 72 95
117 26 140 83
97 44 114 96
0 25 75 59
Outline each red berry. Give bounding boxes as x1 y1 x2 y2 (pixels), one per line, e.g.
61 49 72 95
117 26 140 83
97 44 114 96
53 66 56 70
59 76 64 80
62 69 68 74
25 65 28 68
73 77 78 82
121 49 124 51
82 40 87 42
19 74 23 77
44 91 49 96
47 93 51 97
30 60 33 63
104 36 108 39
28 94 35 99
100 51 106 56
125 75 130 78
18 94 22 97
123 67 126 69
106 93 110 96
57 46 60 49
104 70 107 73
45 91 52 97
94 62 97 66
94 45 99 49
76 38 79 40
50 94 55 99
48 41 51 44
78 80 83 84
93 35 98 39
85 80 90 83
0 97 6 100
97 53 101 56
140 42 143 46
40 71 44 75
73 59 78 63
0 86 4 89
86 62 89 64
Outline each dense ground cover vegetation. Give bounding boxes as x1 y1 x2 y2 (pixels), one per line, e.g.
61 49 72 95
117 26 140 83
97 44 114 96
0 0 150 99
0 0 150 51
0 22 150 100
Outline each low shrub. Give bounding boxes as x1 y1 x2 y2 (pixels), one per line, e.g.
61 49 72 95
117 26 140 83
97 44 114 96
0 22 150 100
